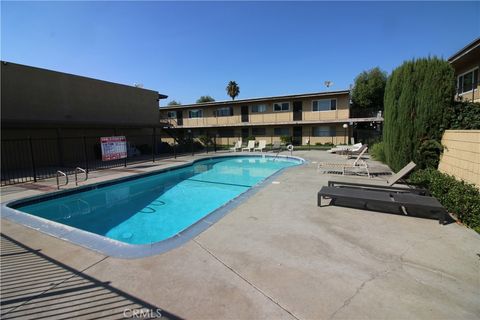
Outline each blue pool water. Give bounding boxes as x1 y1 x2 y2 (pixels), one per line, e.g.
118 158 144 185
15 156 301 245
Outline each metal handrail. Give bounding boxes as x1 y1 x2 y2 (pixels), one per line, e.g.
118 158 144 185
56 171 68 190
74 167 88 186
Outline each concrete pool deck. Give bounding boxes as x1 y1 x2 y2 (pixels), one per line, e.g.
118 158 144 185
1 150 479 319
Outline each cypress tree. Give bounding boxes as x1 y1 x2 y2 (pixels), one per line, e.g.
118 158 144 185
383 57 455 172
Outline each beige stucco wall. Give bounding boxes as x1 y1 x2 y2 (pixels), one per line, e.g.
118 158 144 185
1 62 161 126
438 130 480 187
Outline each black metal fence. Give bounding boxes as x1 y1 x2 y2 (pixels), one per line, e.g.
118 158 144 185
1 129 381 186
0 133 210 186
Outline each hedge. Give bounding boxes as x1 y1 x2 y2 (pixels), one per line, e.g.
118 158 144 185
409 169 480 233
383 57 455 171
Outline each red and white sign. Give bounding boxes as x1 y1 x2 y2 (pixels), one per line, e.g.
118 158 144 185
100 136 127 161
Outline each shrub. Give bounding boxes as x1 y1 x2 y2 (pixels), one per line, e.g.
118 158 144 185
370 141 386 163
383 57 455 171
415 139 443 169
409 169 480 232
280 136 292 144
246 136 256 142
446 101 480 130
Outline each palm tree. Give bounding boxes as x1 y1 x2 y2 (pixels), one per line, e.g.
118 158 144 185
226 81 240 100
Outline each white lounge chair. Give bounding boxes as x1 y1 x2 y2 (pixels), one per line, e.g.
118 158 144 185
318 146 368 169
242 140 256 152
254 140 267 152
328 143 362 154
230 140 242 152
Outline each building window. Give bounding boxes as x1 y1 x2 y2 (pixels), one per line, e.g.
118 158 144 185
251 104 267 113
273 102 290 112
188 109 203 118
218 128 234 137
252 127 266 136
274 127 290 136
214 107 234 117
312 99 337 112
312 126 336 137
167 111 177 119
457 68 479 94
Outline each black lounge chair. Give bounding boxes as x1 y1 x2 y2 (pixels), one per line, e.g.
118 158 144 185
327 161 427 194
318 186 448 224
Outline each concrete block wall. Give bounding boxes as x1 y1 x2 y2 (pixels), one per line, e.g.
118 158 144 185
438 130 480 187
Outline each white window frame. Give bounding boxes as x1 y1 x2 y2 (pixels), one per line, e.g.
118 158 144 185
215 107 233 117
273 102 290 112
457 67 479 95
188 109 203 118
312 98 337 112
251 104 267 113
167 111 177 119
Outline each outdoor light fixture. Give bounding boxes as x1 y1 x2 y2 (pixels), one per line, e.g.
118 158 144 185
343 123 348 144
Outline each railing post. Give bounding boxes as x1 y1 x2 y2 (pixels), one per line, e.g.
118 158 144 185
206 133 209 154
214 136 217 153
174 143 177 159
152 128 156 163
83 136 89 173
28 136 37 182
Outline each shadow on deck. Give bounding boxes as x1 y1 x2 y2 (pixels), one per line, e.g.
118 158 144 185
0 234 182 320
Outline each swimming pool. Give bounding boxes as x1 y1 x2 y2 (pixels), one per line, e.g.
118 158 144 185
3 155 303 257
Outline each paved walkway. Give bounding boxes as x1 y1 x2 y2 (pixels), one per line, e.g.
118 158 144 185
1 151 479 319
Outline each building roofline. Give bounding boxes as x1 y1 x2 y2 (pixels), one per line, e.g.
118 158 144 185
448 38 480 63
0 60 168 97
161 90 350 110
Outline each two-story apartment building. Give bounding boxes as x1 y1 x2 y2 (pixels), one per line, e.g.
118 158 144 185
160 90 383 146
448 38 480 103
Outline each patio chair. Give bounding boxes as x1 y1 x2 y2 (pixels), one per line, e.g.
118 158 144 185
328 143 362 154
327 162 425 194
271 141 282 152
346 144 369 159
318 147 370 176
242 140 256 152
254 140 267 152
230 140 242 152
318 146 368 168
317 186 447 224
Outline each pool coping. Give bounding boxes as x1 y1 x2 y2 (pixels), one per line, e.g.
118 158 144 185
1 154 305 259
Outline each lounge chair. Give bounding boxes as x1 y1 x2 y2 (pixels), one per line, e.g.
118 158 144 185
254 140 267 152
317 186 447 224
328 143 362 154
230 140 242 152
328 162 425 194
242 140 256 152
318 146 368 169
346 144 369 159
271 141 282 152
318 147 370 176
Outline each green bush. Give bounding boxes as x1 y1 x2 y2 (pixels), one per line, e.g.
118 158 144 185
370 142 386 162
280 136 292 144
246 136 256 142
446 101 480 129
383 57 455 171
409 169 480 232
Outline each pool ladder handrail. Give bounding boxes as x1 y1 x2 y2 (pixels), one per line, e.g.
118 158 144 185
74 167 88 186
56 170 69 190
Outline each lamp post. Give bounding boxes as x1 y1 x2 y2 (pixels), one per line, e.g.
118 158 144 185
342 123 348 145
